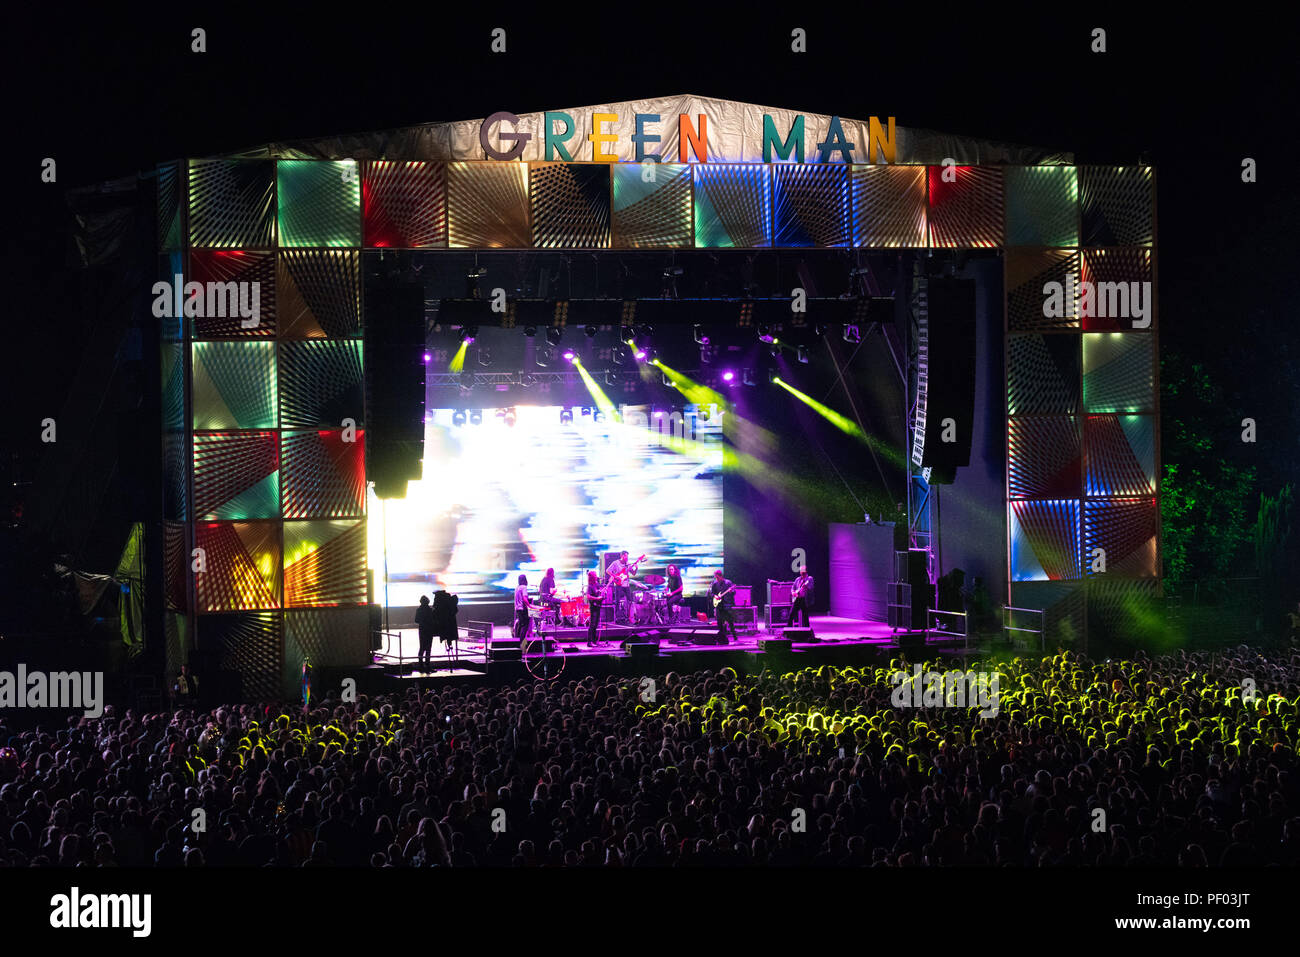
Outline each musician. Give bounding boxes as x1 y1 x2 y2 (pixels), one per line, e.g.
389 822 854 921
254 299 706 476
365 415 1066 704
538 567 561 619
513 573 531 643
790 566 815 630
585 571 603 645
663 564 684 621
710 569 738 644
605 551 639 623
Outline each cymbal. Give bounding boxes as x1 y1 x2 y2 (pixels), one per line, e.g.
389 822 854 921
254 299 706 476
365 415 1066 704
642 574 665 585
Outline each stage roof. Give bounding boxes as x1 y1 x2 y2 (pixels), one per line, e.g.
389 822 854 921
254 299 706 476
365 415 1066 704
216 94 1072 166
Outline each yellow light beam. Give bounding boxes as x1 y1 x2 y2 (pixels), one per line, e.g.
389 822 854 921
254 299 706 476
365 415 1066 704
448 341 468 373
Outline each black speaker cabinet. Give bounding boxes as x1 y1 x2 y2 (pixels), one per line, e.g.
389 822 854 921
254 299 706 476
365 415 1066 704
782 628 816 643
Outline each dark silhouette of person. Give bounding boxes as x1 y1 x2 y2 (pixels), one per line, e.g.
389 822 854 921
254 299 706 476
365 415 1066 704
414 596 436 671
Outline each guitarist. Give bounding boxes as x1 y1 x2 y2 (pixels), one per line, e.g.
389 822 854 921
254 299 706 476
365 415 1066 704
710 570 738 645
790 566 815 630
606 551 645 624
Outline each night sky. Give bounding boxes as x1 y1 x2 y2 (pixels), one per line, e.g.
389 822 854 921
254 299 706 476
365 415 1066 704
4 7 1295 500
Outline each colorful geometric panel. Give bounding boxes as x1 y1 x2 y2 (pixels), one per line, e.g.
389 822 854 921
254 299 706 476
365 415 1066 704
927 166 1003 248
162 341 185 431
1008 334 1080 415
164 521 188 612
194 431 280 520
1008 579 1087 648
447 162 530 248
159 252 185 342
1004 166 1079 247
530 163 611 249
188 159 276 249
1006 248 1081 331
157 162 182 252
283 520 368 607
1087 579 1160 644
1083 333 1154 412
188 250 276 338
1079 248 1154 331
191 341 277 430
1083 498 1159 577
1011 499 1081 581
281 430 366 519
1079 166 1154 247
163 432 190 521
279 340 364 429
1084 415 1155 497
277 160 362 247
164 611 192 685
277 250 361 339
693 165 771 248
851 165 926 248
1008 417 1081 499
611 163 692 248
194 522 282 611
363 160 447 248
282 608 371 699
772 164 850 247
196 611 281 702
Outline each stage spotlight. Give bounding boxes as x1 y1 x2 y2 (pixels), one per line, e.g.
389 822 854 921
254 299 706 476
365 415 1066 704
451 410 467 427
636 323 654 340
605 370 619 386
581 407 592 417
466 266 487 298
796 345 809 364
769 343 781 358
593 409 605 423
843 323 861 343
584 325 598 338
693 324 709 345
652 408 665 419
459 371 474 390
661 372 676 387
536 345 553 367
768 370 780 384
546 326 564 346
563 349 576 362
520 373 536 388
813 323 828 337
468 409 483 426
559 408 574 424
459 325 478 342
742 368 758 386
721 370 735 383
757 323 776 344
613 343 630 364
504 408 517 427
477 347 493 367
524 325 538 337
422 352 431 363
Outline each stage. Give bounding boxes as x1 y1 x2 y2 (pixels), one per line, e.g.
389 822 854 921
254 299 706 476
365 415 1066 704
371 614 973 686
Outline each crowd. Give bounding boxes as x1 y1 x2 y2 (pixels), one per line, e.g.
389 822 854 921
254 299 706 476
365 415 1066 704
1 645 1298 867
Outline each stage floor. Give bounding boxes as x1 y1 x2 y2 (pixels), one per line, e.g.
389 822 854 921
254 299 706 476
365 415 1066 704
377 615 913 674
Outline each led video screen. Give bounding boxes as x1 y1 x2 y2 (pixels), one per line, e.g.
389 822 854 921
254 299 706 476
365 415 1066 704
368 405 724 615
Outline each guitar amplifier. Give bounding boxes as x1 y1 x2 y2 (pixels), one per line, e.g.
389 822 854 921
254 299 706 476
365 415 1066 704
768 580 794 606
733 585 753 607
766 604 792 630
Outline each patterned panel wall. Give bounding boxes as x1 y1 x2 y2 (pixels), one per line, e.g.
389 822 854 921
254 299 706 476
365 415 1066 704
1004 164 1158 648
176 158 368 700
611 163 692 248
363 161 447 248
771 165 850 247
447 162 531 248
851 165 926 247
693 165 771 248
529 163 611 248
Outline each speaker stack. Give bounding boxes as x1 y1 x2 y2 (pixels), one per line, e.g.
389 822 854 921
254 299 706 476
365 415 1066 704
920 278 976 485
364 281 426 499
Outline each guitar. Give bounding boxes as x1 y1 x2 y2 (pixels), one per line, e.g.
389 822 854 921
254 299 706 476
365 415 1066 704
712 585 736 608
612 555 647 587
793 576 812 599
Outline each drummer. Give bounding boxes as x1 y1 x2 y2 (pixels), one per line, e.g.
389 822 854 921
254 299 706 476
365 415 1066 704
663 564 685 620
538 567 561 619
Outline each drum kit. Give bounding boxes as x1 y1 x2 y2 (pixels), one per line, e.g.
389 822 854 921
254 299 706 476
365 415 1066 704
537 573 677 628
